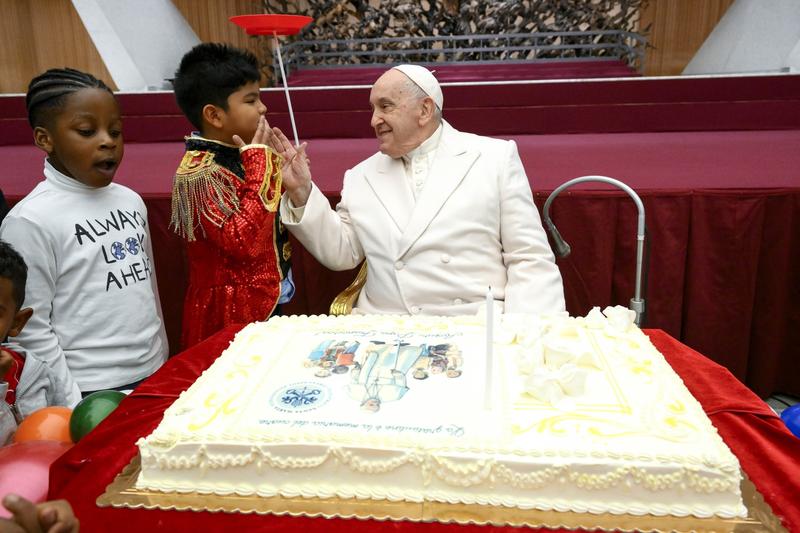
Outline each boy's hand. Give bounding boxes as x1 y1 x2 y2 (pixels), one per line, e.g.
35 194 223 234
233 117 313 207
269 127 313 207
38 500 79 533
0 494 79 533
232 116 271 147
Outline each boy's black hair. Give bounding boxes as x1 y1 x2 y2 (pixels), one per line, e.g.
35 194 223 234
172 43 261 131
0 240 27 310
26 68 113 128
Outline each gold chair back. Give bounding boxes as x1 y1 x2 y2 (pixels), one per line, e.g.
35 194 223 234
329 262 368 315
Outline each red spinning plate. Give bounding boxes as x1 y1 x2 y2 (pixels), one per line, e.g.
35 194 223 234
230 14 312 36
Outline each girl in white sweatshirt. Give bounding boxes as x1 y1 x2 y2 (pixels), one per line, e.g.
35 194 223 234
0 68 167 406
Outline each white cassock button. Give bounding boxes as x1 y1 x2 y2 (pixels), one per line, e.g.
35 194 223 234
411 306 421 314
440 254 451 263
394 260 405 270
454 298 463 305
415 166 423 174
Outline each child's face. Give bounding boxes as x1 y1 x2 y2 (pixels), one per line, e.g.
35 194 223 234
35 88 124 188
217 81 267 143
0 349 12 376
0 278 32 342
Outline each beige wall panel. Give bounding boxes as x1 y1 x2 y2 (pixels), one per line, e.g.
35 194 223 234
641 0 735 76
1 0 738 93
0 0 115 93
172 0 263 55
0 1 37 93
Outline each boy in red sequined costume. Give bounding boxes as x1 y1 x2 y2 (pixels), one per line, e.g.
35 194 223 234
170 43 293 349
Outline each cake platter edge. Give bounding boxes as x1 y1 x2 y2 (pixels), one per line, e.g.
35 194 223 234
96 454 782 532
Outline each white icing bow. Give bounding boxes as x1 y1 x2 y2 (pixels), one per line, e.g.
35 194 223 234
601 305 637 333
523 363 590 406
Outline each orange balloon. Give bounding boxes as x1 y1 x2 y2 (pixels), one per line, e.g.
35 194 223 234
13 406 73 444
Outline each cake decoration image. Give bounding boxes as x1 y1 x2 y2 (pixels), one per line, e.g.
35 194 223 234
304 339 360 377
303 337 464 412
411 343 464 379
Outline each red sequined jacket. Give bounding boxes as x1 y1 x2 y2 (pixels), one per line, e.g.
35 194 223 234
170 137 291 349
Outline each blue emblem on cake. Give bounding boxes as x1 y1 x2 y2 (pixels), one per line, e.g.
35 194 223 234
271 382 330 413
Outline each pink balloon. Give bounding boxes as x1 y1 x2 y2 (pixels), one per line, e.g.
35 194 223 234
0 440 72 518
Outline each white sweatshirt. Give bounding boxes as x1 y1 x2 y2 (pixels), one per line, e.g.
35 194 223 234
0 160 168 405
2 342 72 416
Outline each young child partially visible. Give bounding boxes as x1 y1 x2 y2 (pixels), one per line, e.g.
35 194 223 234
0 240 70 444
0 493 79 533
0 68 168 404
170 43 293 349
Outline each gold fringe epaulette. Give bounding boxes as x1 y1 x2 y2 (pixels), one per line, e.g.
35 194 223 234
170 150 239 241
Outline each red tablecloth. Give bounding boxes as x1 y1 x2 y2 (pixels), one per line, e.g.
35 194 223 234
47 327 800 533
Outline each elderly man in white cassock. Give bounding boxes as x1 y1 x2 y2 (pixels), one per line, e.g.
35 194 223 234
271 64 565 316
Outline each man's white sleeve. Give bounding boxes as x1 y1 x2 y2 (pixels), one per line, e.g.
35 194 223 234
499 140 566 314
279 181 364 271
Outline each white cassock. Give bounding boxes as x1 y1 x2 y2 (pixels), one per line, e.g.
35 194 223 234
280 120 565 316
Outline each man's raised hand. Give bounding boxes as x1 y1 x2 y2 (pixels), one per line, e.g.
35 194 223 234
270 127 313 207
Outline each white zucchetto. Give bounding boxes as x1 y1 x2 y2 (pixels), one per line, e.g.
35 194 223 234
391 64 444 111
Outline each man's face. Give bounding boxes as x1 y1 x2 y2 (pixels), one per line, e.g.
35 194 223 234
219 81 267 144
369 70 426 158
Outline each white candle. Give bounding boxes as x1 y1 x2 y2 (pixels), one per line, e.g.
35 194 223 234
484 286 494 410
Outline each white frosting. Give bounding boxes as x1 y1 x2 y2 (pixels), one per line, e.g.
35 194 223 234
136 311 747 519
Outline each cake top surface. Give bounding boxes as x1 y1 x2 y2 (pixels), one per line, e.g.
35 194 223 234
142 310 741 478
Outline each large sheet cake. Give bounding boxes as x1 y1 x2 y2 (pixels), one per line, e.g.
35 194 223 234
136 309 746 519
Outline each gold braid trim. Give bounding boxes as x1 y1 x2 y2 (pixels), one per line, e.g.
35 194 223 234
257 148 283 213
170 150 239 242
